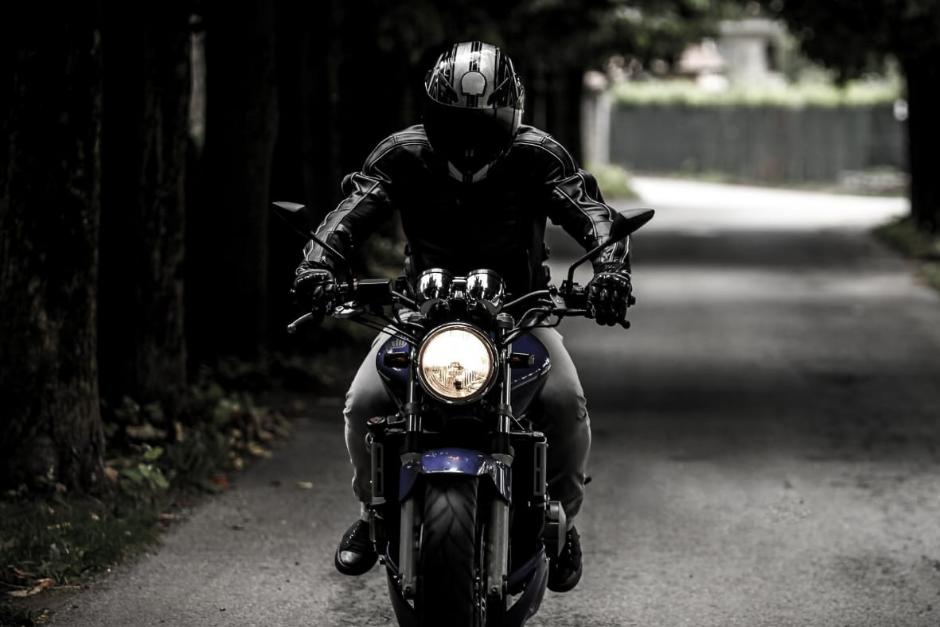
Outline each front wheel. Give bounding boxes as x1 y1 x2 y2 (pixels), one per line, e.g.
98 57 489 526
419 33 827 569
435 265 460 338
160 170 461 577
417 476 482 627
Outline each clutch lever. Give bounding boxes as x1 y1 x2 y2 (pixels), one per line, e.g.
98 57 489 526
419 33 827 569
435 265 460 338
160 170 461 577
287 312 316 334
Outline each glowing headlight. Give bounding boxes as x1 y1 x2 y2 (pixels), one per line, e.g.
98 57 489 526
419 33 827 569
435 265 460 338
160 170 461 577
417 324 497 402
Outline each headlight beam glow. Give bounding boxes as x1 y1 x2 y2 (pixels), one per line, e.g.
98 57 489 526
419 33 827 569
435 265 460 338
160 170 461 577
417 324 497 402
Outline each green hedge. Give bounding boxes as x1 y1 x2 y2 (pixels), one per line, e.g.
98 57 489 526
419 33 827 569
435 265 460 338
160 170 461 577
587 162 639 200
610 80 901 109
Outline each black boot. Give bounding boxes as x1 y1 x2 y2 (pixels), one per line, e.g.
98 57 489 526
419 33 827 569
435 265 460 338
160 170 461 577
547 526 582 592
334 519 378 576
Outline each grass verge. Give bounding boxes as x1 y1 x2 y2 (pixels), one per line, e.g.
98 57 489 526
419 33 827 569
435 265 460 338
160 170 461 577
0 368 304 626
874 217 940 293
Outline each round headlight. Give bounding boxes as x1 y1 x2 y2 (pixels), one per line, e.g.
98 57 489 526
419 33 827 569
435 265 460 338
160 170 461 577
417 324 497 402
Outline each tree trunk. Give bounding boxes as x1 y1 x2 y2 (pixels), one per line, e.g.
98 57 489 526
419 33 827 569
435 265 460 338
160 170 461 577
521 64 585 163
98 3 191 411
902 51 940 232
302 0 344 213
0 7 105 490
187 0 279 361
560 67 586 164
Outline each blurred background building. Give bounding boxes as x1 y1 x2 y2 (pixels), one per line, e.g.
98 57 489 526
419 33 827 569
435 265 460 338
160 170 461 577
584 13 906 192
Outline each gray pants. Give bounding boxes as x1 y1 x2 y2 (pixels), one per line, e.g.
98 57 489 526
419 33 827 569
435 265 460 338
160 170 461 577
343 327 591 522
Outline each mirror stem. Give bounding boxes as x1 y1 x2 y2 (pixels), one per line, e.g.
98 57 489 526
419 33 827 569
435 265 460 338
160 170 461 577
565 240 608 292
308 232 349 268
308 232 356 284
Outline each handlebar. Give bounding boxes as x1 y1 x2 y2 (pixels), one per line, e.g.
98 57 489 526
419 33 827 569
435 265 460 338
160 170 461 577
286 276 630 336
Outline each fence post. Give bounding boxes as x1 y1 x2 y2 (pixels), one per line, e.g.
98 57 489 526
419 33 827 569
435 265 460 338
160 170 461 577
582 71 610 166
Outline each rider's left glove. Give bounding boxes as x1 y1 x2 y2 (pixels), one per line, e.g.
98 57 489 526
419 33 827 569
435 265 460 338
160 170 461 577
586 264 633 327
292 266 336 323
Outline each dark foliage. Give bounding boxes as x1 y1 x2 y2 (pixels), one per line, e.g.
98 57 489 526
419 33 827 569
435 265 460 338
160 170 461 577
763 0 940 231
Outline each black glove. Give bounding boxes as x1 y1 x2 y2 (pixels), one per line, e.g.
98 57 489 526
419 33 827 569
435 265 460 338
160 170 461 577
291 266 336 321
586 264 633 327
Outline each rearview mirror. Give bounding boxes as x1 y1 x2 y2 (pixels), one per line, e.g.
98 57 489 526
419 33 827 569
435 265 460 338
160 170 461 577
272 200 352 276
272 201 318 238
565 207 655 290
608 207 654 243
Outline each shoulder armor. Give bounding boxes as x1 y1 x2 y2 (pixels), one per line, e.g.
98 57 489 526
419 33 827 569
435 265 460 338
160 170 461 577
363 125 431 171
512 125 577 174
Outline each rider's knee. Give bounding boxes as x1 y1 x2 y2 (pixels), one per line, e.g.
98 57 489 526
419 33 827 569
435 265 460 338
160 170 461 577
540 380 588 427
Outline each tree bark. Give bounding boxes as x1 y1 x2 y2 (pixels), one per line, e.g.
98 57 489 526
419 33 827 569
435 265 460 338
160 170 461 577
302 0 344 213
187 0 279 361
0 7 105 490
98 3 191 411
559 66 586 163
902 51 940 232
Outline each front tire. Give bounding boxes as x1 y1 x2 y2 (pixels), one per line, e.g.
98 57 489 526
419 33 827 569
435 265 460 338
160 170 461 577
418 476 481 627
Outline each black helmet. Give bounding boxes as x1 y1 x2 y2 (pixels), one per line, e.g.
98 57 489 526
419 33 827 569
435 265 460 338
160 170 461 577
424 41 524 183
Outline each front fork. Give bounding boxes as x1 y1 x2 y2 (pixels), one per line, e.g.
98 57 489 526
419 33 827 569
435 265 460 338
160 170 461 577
487 326 515 606
394 319 519 606
399 345 421 598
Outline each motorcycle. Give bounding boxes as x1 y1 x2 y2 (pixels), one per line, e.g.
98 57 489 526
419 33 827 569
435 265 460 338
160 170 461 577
273 201 653 627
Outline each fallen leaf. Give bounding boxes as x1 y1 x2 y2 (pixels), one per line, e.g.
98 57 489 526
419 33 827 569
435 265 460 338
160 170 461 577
7 578 54 598
296 481 313 490
103 466 119 483
125 423 167 441
11 567 33 580
209 473 229 490
246 442 271 459
141 445 164 462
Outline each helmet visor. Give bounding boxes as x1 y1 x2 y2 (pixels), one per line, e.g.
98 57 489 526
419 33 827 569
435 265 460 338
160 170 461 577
424 100 519 177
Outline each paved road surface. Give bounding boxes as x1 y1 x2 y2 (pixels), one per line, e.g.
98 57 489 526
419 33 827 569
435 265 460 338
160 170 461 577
50 178 940 626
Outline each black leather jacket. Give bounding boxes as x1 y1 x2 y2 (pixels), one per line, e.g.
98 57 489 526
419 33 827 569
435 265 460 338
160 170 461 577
298 124 630 296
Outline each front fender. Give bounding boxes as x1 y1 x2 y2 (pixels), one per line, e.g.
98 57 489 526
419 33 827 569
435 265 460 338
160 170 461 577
399 448 511 503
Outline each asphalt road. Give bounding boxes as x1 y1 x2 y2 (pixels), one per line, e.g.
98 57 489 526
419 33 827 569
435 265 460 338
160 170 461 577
50 178 940 626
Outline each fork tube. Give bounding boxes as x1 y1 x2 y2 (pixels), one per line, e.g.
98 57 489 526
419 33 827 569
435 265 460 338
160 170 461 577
399 352 420 597
488 338 513 602
404 347 421 450
497 344 513 436
487 492 510 600
398 497 417 597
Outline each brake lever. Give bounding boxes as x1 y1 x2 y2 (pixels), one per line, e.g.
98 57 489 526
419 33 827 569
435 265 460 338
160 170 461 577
287 312 316 334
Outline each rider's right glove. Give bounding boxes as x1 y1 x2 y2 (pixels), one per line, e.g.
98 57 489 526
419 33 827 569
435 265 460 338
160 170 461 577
291 266 336 323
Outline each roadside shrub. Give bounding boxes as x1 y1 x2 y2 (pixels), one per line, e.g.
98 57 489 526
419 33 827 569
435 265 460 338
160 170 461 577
587 162 639 200
611 79 900 109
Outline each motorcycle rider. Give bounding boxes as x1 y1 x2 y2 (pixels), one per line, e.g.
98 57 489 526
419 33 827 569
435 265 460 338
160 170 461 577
293 41 633 593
